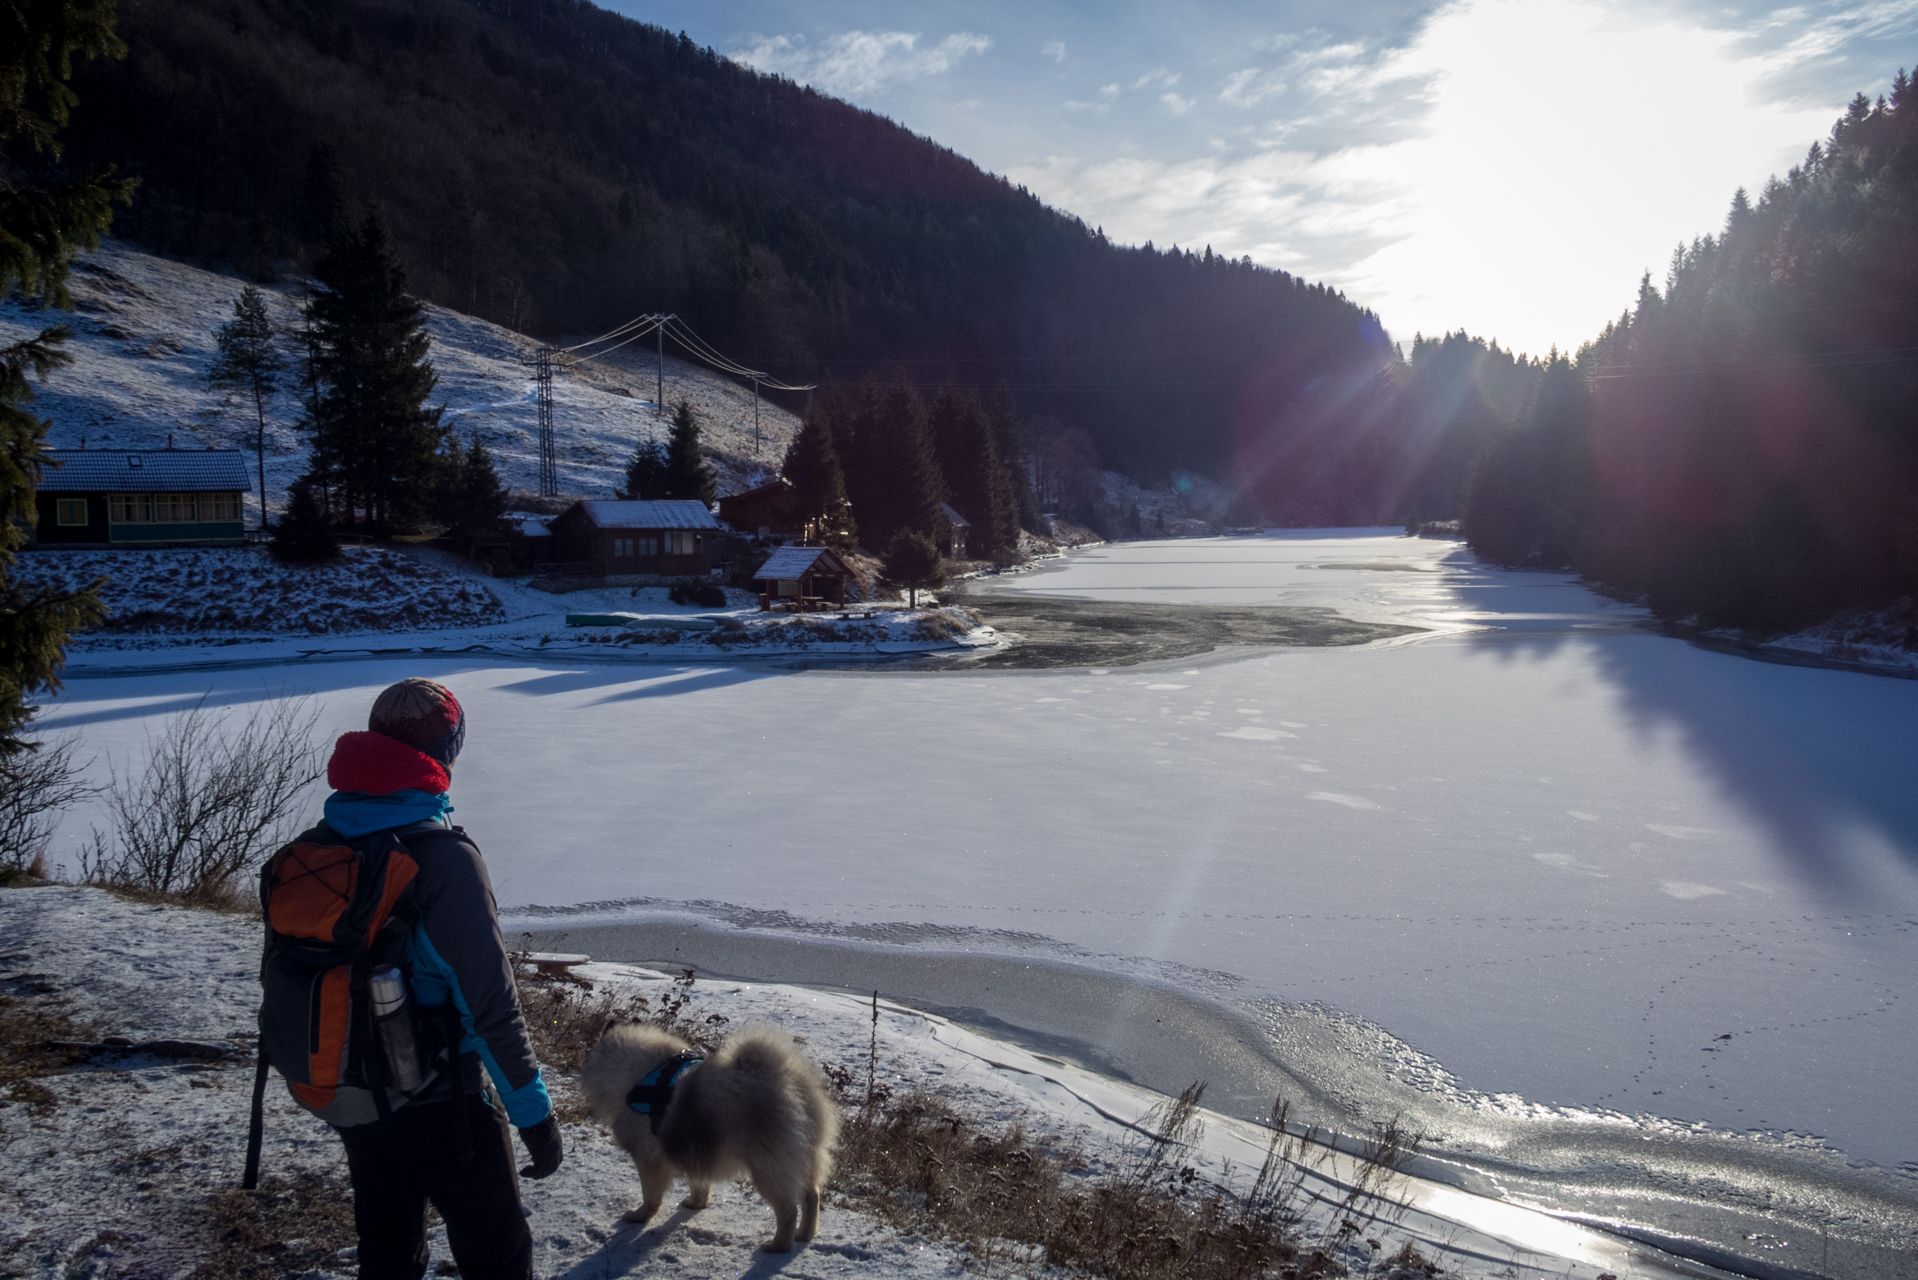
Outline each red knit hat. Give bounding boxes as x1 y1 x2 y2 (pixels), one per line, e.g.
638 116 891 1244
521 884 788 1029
368 678 466 767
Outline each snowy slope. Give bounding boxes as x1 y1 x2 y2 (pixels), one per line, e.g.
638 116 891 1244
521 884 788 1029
0 241 801 518
0 886 1676 1280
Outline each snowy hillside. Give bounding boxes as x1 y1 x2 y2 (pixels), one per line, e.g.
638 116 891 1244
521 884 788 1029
0 241 802 519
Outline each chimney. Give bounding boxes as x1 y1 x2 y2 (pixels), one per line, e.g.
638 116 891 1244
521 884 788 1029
167 433 175 450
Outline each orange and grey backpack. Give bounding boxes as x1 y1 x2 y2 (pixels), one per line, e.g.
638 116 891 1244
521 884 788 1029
242 822 452 1188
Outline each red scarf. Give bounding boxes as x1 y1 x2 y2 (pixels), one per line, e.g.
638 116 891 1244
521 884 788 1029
327 731 451 796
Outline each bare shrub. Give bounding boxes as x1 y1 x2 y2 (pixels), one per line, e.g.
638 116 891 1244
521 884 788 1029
79 696 325 903
0 737 96 880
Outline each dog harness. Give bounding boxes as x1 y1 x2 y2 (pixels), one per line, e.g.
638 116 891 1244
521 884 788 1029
625 1051 703 1134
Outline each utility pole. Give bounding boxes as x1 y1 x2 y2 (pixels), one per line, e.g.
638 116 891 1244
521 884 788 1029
752 376 761 457
656 317 664 417
532 346 558 498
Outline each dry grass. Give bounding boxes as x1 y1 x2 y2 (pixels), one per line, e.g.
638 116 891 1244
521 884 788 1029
0 960 98 1100
191 1173 359 1280
826 1069 1440 1280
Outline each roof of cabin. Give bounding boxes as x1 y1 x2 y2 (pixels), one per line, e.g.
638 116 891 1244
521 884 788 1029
39 450 252 492
755 545 849 580
939 502 971 529
562 500 718 530
718 479 791 504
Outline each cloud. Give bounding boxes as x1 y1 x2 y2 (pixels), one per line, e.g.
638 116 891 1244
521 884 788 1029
1041 40 1067 63
1011 0 1851 356
732 30 992 97
1132 67 1181 90
1161 92 1195 114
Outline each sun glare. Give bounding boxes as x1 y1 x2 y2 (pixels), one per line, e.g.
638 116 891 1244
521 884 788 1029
1327 0 1837 356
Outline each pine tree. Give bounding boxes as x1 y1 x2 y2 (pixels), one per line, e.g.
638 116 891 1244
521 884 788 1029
0 1 129 752
841 375 944 552
782 402 855 547
269 480 340 563
662 399 716 504
621 437 669 499
929 386 1018 560
882 528 945 608
206 285 282 525
301 212 442 534
444 433 509 551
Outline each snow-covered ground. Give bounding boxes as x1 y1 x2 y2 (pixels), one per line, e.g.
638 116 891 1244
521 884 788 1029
31 545 996 664
3 887 1662 1280
26 530 1918 1276
0 241 800 516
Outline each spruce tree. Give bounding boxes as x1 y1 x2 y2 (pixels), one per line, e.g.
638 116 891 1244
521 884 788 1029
929 387 1018 560
206 285 283 525
270 480 340 563
882 528 945 608
782 402 855 547
621 437 669 500
0 1 129 752
662 399 717 504
444 433 509 551
302 212 442 534
842 375 944 553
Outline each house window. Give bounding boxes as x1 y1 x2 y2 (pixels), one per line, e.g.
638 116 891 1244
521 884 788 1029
612 537 635 558
154 493 197 522
199 493 240 521
637 536 659 557
108 494 153 523
55 498 88 526
666 530 704 556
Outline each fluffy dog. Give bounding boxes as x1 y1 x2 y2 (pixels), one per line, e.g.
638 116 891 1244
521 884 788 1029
580 1022 839 1252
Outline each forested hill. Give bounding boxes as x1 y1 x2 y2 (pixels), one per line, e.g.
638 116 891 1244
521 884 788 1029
58 0 1389 483
1465 75 1918 633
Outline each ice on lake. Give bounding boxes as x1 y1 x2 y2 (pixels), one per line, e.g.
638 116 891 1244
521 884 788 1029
39 530 1918 1178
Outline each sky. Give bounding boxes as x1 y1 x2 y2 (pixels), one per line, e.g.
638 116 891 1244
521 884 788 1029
604 1 1918 357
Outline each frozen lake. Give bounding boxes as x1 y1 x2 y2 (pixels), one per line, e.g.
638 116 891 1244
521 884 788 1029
39 530 1918 1274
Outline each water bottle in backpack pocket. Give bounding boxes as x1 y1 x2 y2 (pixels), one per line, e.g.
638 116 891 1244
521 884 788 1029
369 963 426 1094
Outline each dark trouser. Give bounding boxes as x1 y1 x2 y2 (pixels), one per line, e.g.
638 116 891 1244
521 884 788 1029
337 1093 533 1280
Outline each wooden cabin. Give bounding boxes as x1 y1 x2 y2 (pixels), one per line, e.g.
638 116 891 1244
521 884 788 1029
546 499 718 577
717 479 798 537
30 449 251 548
754 544 852 609
935 502 972 559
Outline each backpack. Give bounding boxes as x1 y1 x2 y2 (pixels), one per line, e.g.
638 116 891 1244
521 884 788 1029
242 822 458 1188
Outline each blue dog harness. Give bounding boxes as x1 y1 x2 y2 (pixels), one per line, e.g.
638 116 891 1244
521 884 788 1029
625 1051 702 1134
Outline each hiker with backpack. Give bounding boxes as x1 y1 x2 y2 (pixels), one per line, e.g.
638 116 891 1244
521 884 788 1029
249 678 561 1280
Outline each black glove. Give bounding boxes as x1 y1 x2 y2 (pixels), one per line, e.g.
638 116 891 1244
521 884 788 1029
518 1115 563 1180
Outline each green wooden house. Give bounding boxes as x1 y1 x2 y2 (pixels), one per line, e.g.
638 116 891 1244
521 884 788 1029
31 449 252 548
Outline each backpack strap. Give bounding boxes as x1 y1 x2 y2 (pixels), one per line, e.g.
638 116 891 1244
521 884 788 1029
241 1042 269 1190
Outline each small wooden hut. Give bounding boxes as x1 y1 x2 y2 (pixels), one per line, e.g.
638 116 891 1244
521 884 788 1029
753 544 852 609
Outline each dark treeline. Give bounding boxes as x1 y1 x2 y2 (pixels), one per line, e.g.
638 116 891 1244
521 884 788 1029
59 0 1390 485
1467 76 1918 631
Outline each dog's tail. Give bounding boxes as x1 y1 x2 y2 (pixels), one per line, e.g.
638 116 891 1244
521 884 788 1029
720 1026 841 1174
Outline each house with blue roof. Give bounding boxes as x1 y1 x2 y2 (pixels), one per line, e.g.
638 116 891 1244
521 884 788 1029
30 449 252 548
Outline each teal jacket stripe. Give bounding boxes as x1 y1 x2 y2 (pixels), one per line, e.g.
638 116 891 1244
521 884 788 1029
409 924 552 1127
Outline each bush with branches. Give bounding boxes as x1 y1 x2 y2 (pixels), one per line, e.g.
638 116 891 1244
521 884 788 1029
79 696 325 903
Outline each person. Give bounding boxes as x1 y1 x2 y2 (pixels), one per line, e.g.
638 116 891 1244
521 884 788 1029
309 677 561 1280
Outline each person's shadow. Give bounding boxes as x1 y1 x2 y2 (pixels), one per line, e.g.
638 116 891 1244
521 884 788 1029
551 1204 808 1280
